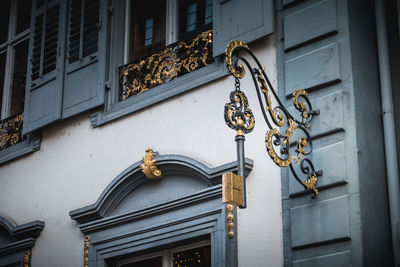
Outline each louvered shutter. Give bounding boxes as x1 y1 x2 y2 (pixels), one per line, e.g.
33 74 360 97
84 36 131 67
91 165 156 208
212 0 274 57
62 0 106 119
23 0 66 134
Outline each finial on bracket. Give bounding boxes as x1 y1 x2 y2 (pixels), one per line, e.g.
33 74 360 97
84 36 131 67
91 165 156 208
140 148 163 180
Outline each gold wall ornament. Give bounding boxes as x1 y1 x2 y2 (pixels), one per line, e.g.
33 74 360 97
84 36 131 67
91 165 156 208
265 128 291 167
224 90 255 136
0 113 24 151
257 74 285 127
140 149 162 180
302 173 319 196
24 251 30 267
225 40 248 79
226 204 235 238
292 89 312 129
84 235 90 267
120 30 213 100
222 172 243 207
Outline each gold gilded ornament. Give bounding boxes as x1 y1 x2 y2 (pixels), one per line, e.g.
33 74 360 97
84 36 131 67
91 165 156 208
140 149 162 180
84 235 90 267
225 40 248 78
226 204 235 238
302 173 319 196
265 128 291 167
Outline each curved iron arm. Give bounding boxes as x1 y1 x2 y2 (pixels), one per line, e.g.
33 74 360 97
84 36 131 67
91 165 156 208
224 40 323 198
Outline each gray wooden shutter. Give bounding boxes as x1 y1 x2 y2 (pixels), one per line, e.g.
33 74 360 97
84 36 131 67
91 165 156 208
212 0 274 56
23 0 66 134
62 0 105 119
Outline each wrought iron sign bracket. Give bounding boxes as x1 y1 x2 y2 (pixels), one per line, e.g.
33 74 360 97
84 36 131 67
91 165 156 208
224 40 323 208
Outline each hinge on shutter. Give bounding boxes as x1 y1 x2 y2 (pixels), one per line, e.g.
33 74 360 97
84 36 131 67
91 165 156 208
105 81 111 90
108 5 113 15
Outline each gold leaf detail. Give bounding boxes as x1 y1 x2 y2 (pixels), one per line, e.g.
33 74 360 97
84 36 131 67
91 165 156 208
265 128 291 167
302 173 319 196
140 148 162 180
0 113 24 151
225 40 249 78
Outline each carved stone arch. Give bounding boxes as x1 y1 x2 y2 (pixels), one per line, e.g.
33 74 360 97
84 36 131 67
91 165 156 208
0 216 44 266
70 154 253 267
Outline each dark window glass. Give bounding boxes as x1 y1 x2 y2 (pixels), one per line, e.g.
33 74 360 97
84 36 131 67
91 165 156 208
16 0 32 34
36 0 44 8
204 0 212 25
0 0 12 44
0 53 5 113
129 0 166 61
178 0 212 39
173 245 211 267
120 256 162 267
10 39 28 115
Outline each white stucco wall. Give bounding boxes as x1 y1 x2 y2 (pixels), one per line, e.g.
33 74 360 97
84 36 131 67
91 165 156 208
0 35 282 267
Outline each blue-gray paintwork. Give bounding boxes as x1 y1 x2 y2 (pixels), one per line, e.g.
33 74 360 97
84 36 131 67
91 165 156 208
278 0 392 265
23 0 107 134
23 0 66 135
70 155 253 267
0 216 44 265
213 0 274 56
62 0 107 119
283 0 337 50
292 251 351 267
284 43 341 96
0 132 41 166
290 195 350 248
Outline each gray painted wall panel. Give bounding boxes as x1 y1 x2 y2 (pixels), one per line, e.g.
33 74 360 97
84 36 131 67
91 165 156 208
284 0 337 50
285 43 341 96
289 140 346 195
290 195 350 247
292 251 351 267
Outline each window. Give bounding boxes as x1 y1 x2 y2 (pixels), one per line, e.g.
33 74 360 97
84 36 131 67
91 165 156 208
0 216 44 266
119 0 214 101
117 241 211 267
0 0 40 165
0 0 30 132
70 155 254 267
89 0 274 127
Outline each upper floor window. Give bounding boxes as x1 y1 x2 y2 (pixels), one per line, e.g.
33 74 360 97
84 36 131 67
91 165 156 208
0 0 31 150
119 0 213 100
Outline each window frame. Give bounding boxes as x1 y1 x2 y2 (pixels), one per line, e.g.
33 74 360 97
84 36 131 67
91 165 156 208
90 0 229 128
0 0 41 165
116 240 211 267
70 155 254 267
0 0 30 120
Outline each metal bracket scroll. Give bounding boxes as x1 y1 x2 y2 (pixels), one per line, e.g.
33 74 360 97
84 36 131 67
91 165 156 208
224 40 323 200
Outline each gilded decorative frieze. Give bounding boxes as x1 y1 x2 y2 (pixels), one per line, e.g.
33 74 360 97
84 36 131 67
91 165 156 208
0 113 24 151
120 30 213 99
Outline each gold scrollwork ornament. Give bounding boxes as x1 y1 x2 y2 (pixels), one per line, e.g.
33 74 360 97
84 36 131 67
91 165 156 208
225 40 248 79
265 128 291 167
302 173 319 196
292 89 311 129
140 149 163 180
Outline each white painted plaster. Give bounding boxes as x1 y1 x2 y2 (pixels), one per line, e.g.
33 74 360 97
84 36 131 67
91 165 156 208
0 35 282 267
